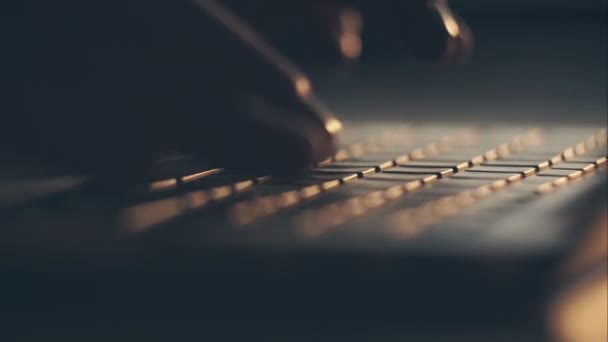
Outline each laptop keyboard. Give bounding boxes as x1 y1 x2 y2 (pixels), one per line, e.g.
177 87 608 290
2 122 605 255
119 123 607 251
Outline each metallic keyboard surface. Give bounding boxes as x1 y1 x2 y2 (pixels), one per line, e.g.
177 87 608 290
2 122 605 261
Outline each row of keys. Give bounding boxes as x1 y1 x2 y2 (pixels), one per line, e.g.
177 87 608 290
228 128 480 225
382 130 607 240
121 126 605 235
424 157 607 243
536 156 607 195
122 124 416 231
145 124 413 193
291 129 544 237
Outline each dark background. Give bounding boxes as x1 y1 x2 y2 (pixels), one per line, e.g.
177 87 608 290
1 1 606 341
310 0 607 125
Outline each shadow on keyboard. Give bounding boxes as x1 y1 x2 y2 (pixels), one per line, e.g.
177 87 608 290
1 122 605 255
1 121 606 342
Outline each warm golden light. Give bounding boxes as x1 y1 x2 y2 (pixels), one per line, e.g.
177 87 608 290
300 185 322 199
362 191 385 208
181 169 222 183
277 191 300 208
324 117 343 135
582 164 595 174
552 177 569 188
338 6 363 59
185 190 209 209
339 32 362 59
121 197 184 233
321 180 341 190
334 149 349 161
404 180 423 191
149 178 178 191
550 154 563 165
574 142 587 155
233 180 254 192
537 161 551 171
210 186 232 200
384 185 404 200
550 276 608 342
436 5 461 38
443 15 461 38
490 179 508 190
562 147 575 160
294 76 312 97
484 149 499 161
347 143 365 157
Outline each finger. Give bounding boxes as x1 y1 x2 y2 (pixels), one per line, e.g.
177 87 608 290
223 1 364 65
169 0 343 173
399 0 474 63
347 0 473 63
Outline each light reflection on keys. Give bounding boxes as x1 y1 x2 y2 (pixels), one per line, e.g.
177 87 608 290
293 129 541 238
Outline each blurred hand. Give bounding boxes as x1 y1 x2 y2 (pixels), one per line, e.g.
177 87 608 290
6 0 470 181
7 0 341 180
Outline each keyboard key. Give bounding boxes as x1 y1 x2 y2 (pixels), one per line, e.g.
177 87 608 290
181 169 224 183
308 166 376 177
466 166 536 177
326 160 394 170
550 162 594 170
433 178 499 188
482 160 548 170
383 167 453 178
149 178 178 191
365 172 436 183
537 169 582 178
300 171 359 183
396 160 469 171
